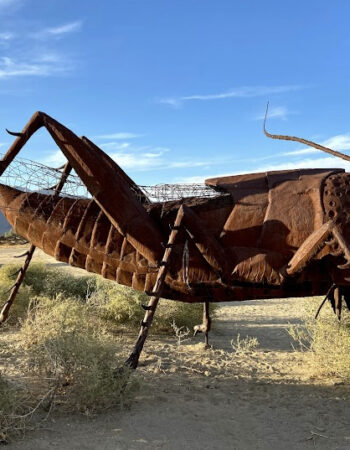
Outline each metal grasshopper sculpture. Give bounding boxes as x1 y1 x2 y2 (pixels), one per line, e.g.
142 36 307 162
0 110 350 368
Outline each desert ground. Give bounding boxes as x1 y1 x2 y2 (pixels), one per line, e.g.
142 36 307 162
1 244 350 450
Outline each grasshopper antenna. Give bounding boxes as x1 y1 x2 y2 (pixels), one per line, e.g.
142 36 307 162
263 102 350 164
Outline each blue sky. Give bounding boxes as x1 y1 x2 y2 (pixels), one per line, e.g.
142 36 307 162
0 0 350 185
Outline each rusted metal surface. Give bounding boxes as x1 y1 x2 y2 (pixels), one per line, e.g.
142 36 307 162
1 112 350 307
125 206 185 369
1 111 350 367
0 162 72 325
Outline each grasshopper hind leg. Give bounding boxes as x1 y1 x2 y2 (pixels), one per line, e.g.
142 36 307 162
193 300 212 349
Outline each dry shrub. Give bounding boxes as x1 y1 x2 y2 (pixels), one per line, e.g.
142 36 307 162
0 229 28 245
0 262 94 300
0 373 17 443
88 277 216 333
231 333 259 354
19 296 137 414
0 373 29 443
0 270 33 325
0 262 215 334
289 298 350 382
156 299 215 334
0 263 95 324
170 320 191 346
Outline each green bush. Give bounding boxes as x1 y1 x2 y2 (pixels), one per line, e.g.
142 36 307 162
19 297 137 414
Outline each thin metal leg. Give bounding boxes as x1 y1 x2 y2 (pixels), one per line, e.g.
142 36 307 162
124 206 184 369
194 300 212 348
0 162 72 326
334 287 343 321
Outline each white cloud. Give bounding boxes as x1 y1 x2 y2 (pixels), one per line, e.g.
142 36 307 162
167 161 208 169
0 18 81 82
280 133 350 158
177 173 241 184
179 132 350 183
255 106 295 121
100 142 131 150
41 142 214 175
259 132 350 172
110 153 160 170
158 97 182 108
109 146 171 171
0 32 15 41
40 129 350 186
41 150 67 167
33 21 82 39
282 148 319 156
323 133 350 151
97 132 142 140
258 156 350 173
0 0 20 8
159 85 303 107
0 55 72 78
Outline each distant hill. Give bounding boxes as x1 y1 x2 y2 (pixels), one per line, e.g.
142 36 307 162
0 212 11 235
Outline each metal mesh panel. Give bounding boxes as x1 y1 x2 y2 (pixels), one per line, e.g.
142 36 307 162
138 184 220 202
0 155 90 198
0 154 221 203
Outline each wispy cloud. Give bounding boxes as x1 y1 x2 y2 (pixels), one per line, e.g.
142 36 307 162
109 151 168 171
281 133 350 157
258 157 350 173
0 32 15 41
159 85 303 107
323 133 350 151
96 132 142 140
43 140 215 174
41 150 67 167
41 126 350 186
0 0 19 4
100 141 131 150
0 17 82 82
254 131 350 173
254 105 295 121
0 0 21 9
33 21 82 39
282 148 318 156
0 55 71 78
178 131 350 184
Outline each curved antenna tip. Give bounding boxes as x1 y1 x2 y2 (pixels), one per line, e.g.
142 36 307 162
6 128 23 137
263 101 270 136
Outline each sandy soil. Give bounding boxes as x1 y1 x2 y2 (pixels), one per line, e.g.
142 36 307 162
1 245 350 450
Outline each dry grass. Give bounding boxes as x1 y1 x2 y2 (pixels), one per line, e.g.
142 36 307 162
0 229 28 245
86 276 216 333
0 373 31 444
288 297 350 383
0 373 18 443
231 333 259 354
0 262 214 333
19 297 138 414
0 262 92 300
0 263 93 324
0 262 220 441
